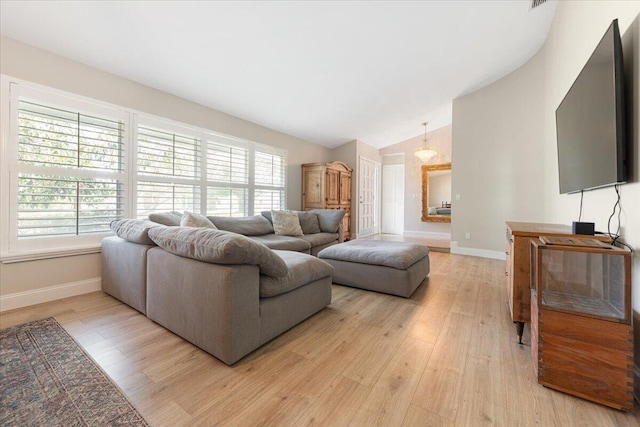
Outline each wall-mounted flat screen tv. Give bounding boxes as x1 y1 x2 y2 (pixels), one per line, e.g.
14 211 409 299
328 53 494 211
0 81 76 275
556 19 627 194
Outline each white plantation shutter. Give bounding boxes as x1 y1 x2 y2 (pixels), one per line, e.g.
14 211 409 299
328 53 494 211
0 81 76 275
207 142 248 184
207 187 248 216
205 138 286 216
137 125 200 178
2 80 287 259
206 141 249 216
135 121 202 218
254 151 285 187
253 189 285 212
16 100 125 238
253 150 285 212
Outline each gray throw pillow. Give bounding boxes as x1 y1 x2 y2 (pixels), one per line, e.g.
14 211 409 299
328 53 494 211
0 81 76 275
148 211 182 226
147 227 288 278
260 210 274 224
297 211 321 235
208 215 274 236
311 209 346 233
110 219 158 245
272 210 304 236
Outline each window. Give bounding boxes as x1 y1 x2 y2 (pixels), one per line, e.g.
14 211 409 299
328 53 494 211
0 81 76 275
253 150 285 213
205 135 286 216
206 140 249 217
134 118 202 219
3 84 128 256
1 78 287 260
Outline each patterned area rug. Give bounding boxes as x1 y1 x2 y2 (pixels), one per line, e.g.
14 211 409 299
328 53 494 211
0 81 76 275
0 317 149 426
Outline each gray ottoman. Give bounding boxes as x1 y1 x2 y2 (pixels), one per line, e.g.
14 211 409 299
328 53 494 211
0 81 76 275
318 240 430 297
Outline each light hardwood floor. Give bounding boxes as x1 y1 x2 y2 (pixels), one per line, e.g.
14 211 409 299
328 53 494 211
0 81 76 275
362 233 451 253
1 251 638 426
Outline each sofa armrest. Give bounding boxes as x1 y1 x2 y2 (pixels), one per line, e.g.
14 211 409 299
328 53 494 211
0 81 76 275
146 248 261 365
101 236 153 315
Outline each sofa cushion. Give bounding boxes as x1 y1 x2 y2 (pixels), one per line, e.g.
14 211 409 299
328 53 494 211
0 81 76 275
298 232 339 247
260 250 334 297
181 211 217 229
148 227 288 278
262 210 321 235
149 211 182 226
110 219 158 245
311 209 346 233
248 235 311 252
298 211 321 235
271 210 303 237
208 215 274 236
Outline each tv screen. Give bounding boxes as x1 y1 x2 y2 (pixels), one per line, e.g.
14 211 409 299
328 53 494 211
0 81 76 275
556 19 626 194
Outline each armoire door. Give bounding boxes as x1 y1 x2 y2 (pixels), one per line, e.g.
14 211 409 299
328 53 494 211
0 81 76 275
302 167 325 209
325 168 340 205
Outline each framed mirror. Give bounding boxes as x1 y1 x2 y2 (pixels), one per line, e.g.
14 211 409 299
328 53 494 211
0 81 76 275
421 163 452 223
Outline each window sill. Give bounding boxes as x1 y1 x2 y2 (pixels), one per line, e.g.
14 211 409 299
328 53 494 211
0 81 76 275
0 245 102 264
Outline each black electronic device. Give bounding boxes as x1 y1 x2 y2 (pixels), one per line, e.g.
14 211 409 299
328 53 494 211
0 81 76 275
556 19 627 194
572 221 595 236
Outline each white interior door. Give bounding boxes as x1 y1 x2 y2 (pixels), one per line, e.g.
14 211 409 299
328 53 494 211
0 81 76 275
358 157 379 237
382 164 404 234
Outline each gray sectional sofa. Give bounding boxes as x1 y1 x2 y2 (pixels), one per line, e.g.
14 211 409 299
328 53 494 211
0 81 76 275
101 209 344 365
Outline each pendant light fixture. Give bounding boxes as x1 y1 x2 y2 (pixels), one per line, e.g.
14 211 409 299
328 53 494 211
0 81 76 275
414 121 437 163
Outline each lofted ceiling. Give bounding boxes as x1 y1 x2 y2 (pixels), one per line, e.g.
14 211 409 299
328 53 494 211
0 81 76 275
0 1 557 149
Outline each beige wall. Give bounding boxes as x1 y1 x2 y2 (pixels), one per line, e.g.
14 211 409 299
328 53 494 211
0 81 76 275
380 125 452 234
543 3 640 312
0 254 101 295
0 36 331 211
452 1 640 313
452 53 545 252
0 36 330 301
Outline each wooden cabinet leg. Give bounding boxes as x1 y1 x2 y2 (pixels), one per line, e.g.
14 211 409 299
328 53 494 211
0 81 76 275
515 321 525 344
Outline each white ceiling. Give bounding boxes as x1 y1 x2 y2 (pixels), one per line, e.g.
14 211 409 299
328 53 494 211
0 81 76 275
0 1 557 149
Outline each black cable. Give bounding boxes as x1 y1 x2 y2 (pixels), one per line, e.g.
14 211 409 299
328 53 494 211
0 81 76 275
616 240 633 252
606 185 621 245
578 190 584 221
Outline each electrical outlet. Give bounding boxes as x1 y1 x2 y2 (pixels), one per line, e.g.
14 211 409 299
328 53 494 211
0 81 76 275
465 232 471 239
455 194 461 200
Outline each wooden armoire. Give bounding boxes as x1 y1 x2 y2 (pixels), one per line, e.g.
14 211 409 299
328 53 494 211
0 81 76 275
302 161 352 240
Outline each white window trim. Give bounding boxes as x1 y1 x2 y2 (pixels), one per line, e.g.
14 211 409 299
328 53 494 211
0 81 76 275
1 75 288 262
1 77 131 262
133 114 204 217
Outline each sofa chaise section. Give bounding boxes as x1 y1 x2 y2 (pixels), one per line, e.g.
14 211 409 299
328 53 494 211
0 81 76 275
101 220 333 365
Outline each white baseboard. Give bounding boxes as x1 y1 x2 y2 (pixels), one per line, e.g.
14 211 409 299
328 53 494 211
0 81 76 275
402 230 451 239
450 241 506 260
0 277 101 312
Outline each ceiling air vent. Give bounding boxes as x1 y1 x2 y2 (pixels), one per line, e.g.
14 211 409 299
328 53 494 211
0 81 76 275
530 0 547 10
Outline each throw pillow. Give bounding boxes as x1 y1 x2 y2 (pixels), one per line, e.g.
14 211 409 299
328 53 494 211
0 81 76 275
271 210 303 237
311 209 346 233
148 211 182 226
181 211 217 229
297 211 321 235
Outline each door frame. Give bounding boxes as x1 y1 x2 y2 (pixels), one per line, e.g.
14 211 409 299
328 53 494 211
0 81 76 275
357 156 381 238
381 163 405 234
